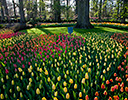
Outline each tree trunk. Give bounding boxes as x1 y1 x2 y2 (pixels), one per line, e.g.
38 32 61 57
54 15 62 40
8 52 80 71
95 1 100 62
33 0 37 20
75 0 78 15
99 0 102 20
75 0 93 29
116 0 120 21
95 0 98 17
19 0 25 23
122 0 128 23
42 0 46 20
26 0 30 21
66 0 69 20
0 0 5 21
103 0 107 18
54 0 61 22
2 0 9 21
12 0 17 18
39 0 42 17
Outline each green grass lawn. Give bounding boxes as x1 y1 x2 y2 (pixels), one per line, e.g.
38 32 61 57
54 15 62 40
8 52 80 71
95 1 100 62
20 26 128 36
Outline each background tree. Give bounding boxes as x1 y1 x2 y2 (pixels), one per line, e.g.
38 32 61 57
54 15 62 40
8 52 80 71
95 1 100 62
122 0 128 23
53 0 61 22
2 0 9 21
75 0 93 29
98 0 102 20
0 0 5 21
39 0 46 20
12 0 17 19
19 0 25 23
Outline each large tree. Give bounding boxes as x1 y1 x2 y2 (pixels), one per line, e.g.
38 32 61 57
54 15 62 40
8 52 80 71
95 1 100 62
99 0 102 20
2 0 9 21
75 0 93 29
19 0 25 23
12 0 17 18
53 0 61 22
122 0 128 23
0 0 5 21
75 0 78 15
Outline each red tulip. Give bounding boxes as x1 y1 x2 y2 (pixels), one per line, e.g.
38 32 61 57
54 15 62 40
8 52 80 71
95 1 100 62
5 69 9 74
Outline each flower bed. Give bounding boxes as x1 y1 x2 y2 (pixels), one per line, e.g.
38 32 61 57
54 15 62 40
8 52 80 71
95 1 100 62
35 22 76 28
0 29 25 39
35 22 128 30
0 31 127 100
91 22 128 30
111 33 128 47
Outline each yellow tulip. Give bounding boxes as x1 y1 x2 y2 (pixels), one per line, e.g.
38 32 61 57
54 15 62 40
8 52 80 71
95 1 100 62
40 68 43 73
17 86 20 92
88 68 91 73
6 75 9 79
45 70 48 75
36 88 40 95
52 84 56 90
20 92 23 98
57 76 61 81
31 72 34 76
1 78 4 83
35 63 37 67
74 84 77 89
42 97 47 100
11 80 14 85
29 78 32 82
48 77 50 82
63 87 67 93
53 97 58 100
18 68 22 72
69 79 73 84
28 68 32 73
54 91 58 96
79 92 82 97
66 93 70 99
0 94 4 99
9 89 12 93
22 71 25 76
63 81 67 86
30 65 33 70
85 73 89 79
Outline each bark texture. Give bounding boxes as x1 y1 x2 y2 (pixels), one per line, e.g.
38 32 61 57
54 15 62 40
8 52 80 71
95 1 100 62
75 0 93 29
54 0 61 22
19 0 25 23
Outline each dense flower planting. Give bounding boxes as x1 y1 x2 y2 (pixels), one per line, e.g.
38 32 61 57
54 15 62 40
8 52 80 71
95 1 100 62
0 29 25 39
111 33 128 47
0 31 128 100
36 22 76 28
92 22 128 30
36 22 128 30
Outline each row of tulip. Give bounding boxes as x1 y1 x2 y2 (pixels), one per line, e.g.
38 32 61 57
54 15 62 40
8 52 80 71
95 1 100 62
91 22 128 30
0 31 127 100
111 33 128 47
35 22 128 30
0 29 25 39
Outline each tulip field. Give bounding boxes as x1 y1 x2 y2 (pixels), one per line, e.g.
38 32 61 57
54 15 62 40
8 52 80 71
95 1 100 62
0 28 128 100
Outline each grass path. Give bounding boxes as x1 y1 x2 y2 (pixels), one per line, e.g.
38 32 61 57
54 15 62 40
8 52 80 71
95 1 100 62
20 26 128 36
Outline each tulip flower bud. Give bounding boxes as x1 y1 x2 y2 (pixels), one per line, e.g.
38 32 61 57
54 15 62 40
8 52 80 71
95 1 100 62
36 88 40 95
66 93 70 99
17 86 20 92
63 81 67 86
63 87 67 93
0 94 4 99
74 84 77 89
79 92 82 98
52 84 56 90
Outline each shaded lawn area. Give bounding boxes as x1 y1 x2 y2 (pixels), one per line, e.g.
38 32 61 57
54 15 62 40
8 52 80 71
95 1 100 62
20 26 128 36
